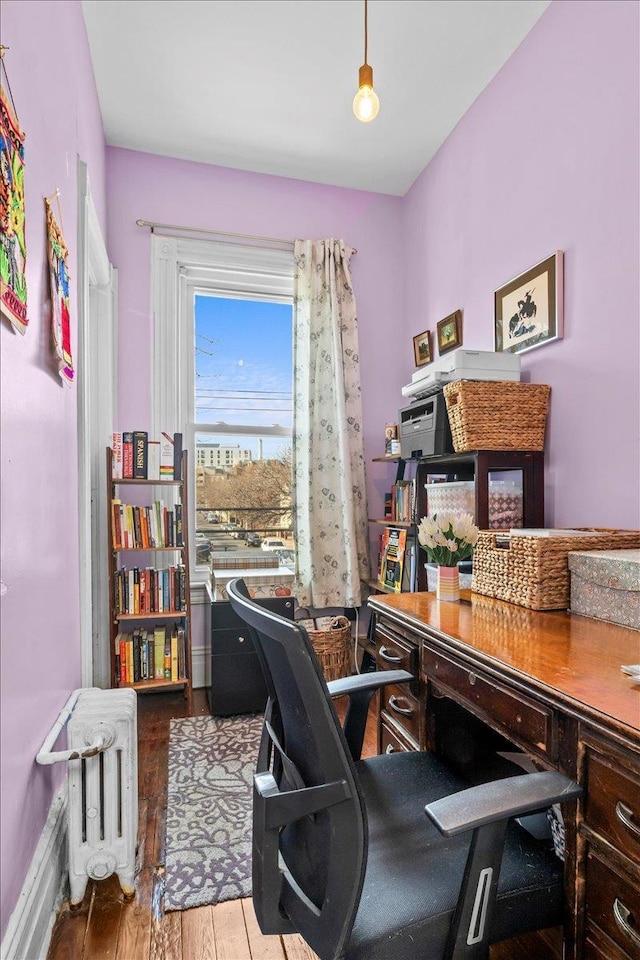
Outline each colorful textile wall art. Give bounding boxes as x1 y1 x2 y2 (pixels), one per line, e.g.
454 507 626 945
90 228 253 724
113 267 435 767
45 196 74 384
0 75 27 334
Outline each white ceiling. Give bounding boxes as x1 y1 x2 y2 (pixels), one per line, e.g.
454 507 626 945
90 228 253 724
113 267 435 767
82 0 550 196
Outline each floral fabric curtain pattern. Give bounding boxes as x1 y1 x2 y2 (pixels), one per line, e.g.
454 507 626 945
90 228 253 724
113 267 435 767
292 239 370 608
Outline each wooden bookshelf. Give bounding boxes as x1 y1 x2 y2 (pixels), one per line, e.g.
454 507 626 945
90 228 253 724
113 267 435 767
106 446 193 713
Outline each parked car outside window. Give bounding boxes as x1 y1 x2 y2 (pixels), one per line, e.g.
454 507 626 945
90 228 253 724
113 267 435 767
246 532 262 547
261 538 285 552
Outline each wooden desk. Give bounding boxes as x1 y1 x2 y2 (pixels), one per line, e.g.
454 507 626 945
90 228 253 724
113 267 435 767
366 590 640 960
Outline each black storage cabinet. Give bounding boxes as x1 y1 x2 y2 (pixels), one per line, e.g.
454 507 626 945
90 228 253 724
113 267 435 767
208 596 295 716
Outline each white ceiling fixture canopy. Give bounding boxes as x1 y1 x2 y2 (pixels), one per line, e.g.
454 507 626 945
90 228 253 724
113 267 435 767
82 0 550 196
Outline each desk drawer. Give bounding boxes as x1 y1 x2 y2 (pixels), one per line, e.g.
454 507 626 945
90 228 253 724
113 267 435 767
376 626 417 677
380 719 416 755
586 851 640 959
423 647 556 762
584 744 640 866
381 684 420 744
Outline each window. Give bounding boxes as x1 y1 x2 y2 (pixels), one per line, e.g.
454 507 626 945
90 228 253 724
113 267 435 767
193 294 293 564
151 235 294 578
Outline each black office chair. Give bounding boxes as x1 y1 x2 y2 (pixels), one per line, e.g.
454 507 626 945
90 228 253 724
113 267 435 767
226 578 581 960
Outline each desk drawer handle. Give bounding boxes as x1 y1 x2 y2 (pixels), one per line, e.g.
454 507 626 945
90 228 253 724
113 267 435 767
615 801 640 841
613 898 640 947
388 695 413 717
468 672 477 685
379 646 402 664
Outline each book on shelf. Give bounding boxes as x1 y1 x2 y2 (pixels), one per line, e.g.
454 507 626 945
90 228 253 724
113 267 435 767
177 625 186 678
111 430 182 481
401 533 417 592
112 432 123 479
170 627 179 681
154 625 166 679
392 479 416 523
160 432 175 479
147 441 160 481
378 527 407 593
164 636 172 679
133 431 148 480
175 502 184 546
122 432 134 479
173 432 183 481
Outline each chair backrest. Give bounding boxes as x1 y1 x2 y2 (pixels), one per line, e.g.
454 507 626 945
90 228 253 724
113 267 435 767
227 578 367 960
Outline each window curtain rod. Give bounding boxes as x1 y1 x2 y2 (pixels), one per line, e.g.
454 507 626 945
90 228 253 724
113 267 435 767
135 219 356 254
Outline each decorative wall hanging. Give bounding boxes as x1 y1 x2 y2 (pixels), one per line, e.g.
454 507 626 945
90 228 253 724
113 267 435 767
413 329 433 367
0 51 28 334
45 192 74 383
494 251 564 355
437 310 463 355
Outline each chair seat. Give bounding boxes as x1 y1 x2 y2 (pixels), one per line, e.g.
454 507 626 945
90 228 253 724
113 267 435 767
347 751 563 960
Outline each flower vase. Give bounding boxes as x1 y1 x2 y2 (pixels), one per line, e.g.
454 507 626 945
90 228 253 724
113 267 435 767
436 565 460 602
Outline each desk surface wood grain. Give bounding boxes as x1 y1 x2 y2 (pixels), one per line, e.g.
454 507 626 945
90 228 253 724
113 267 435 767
368 591 640 737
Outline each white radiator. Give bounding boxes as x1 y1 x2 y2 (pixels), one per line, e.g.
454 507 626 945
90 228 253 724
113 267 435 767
36 687 138 906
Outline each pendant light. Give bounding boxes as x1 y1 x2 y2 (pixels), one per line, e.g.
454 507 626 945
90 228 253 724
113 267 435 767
353 0 380 123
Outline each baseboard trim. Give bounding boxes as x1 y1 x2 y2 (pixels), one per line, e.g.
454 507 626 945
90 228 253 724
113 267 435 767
192 645 208 689
1 783 68 960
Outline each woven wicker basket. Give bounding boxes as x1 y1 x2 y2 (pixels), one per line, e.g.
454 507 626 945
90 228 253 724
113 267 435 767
471 529 640 610
443 380 551 451
307 616 352 682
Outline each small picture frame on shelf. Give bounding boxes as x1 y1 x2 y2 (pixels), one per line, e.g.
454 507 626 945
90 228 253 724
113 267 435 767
437 310 462 355
412 329 433 367
494 251 564 355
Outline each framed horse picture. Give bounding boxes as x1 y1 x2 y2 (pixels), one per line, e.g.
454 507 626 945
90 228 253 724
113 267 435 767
494 251 564 355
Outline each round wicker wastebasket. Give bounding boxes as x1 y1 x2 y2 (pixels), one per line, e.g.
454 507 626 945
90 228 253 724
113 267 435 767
307 616 352 682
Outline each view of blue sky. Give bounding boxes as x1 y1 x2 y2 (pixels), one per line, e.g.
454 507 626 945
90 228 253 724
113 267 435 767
194 295 293 460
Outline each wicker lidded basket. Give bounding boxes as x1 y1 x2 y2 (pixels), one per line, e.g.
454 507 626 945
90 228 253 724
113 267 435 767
307 616 352 682
471 529 640 610
443 380 551 452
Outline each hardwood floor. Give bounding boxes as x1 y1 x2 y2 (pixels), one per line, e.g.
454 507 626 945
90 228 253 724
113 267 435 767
47 688 560 960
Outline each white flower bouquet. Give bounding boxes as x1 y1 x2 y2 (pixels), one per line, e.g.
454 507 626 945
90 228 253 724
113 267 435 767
417 512 480 567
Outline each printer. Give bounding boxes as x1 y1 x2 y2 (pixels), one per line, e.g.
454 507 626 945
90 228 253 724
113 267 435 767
401 348 521 402
399 349 522 459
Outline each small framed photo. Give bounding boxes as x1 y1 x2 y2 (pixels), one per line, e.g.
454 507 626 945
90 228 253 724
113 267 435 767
436 310 462 355
494 251 564 355
413 330 433 367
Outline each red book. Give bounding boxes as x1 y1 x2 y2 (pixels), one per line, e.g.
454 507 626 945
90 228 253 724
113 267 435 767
111 499 122 549
119 639 127 685
122 432 134 479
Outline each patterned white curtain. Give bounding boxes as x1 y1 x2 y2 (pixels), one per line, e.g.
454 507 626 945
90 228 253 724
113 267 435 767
292 239 370 608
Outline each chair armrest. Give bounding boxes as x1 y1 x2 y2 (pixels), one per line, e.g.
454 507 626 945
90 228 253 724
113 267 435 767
327 670 413 762
425 770 582 837
428 771 582 957
327 670 413 698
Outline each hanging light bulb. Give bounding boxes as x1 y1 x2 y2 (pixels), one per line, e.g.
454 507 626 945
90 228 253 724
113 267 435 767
353 0 380 123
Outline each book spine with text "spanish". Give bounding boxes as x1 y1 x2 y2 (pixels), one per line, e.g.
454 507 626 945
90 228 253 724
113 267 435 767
133 431 148 479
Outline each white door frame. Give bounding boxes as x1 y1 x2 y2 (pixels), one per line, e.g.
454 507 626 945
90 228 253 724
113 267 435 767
77 159 117 687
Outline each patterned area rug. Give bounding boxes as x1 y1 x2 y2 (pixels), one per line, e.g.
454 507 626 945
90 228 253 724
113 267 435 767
164 713 263 912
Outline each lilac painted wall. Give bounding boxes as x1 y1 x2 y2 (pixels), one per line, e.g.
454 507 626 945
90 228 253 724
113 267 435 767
403 0 640 528
0 0 106 938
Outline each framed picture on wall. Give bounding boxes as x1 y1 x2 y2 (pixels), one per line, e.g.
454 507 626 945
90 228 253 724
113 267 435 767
412 329 433 366
436 310 462 355
494 251 564 355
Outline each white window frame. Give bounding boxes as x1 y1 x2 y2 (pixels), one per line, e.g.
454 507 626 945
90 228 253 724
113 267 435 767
151 235 294 585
